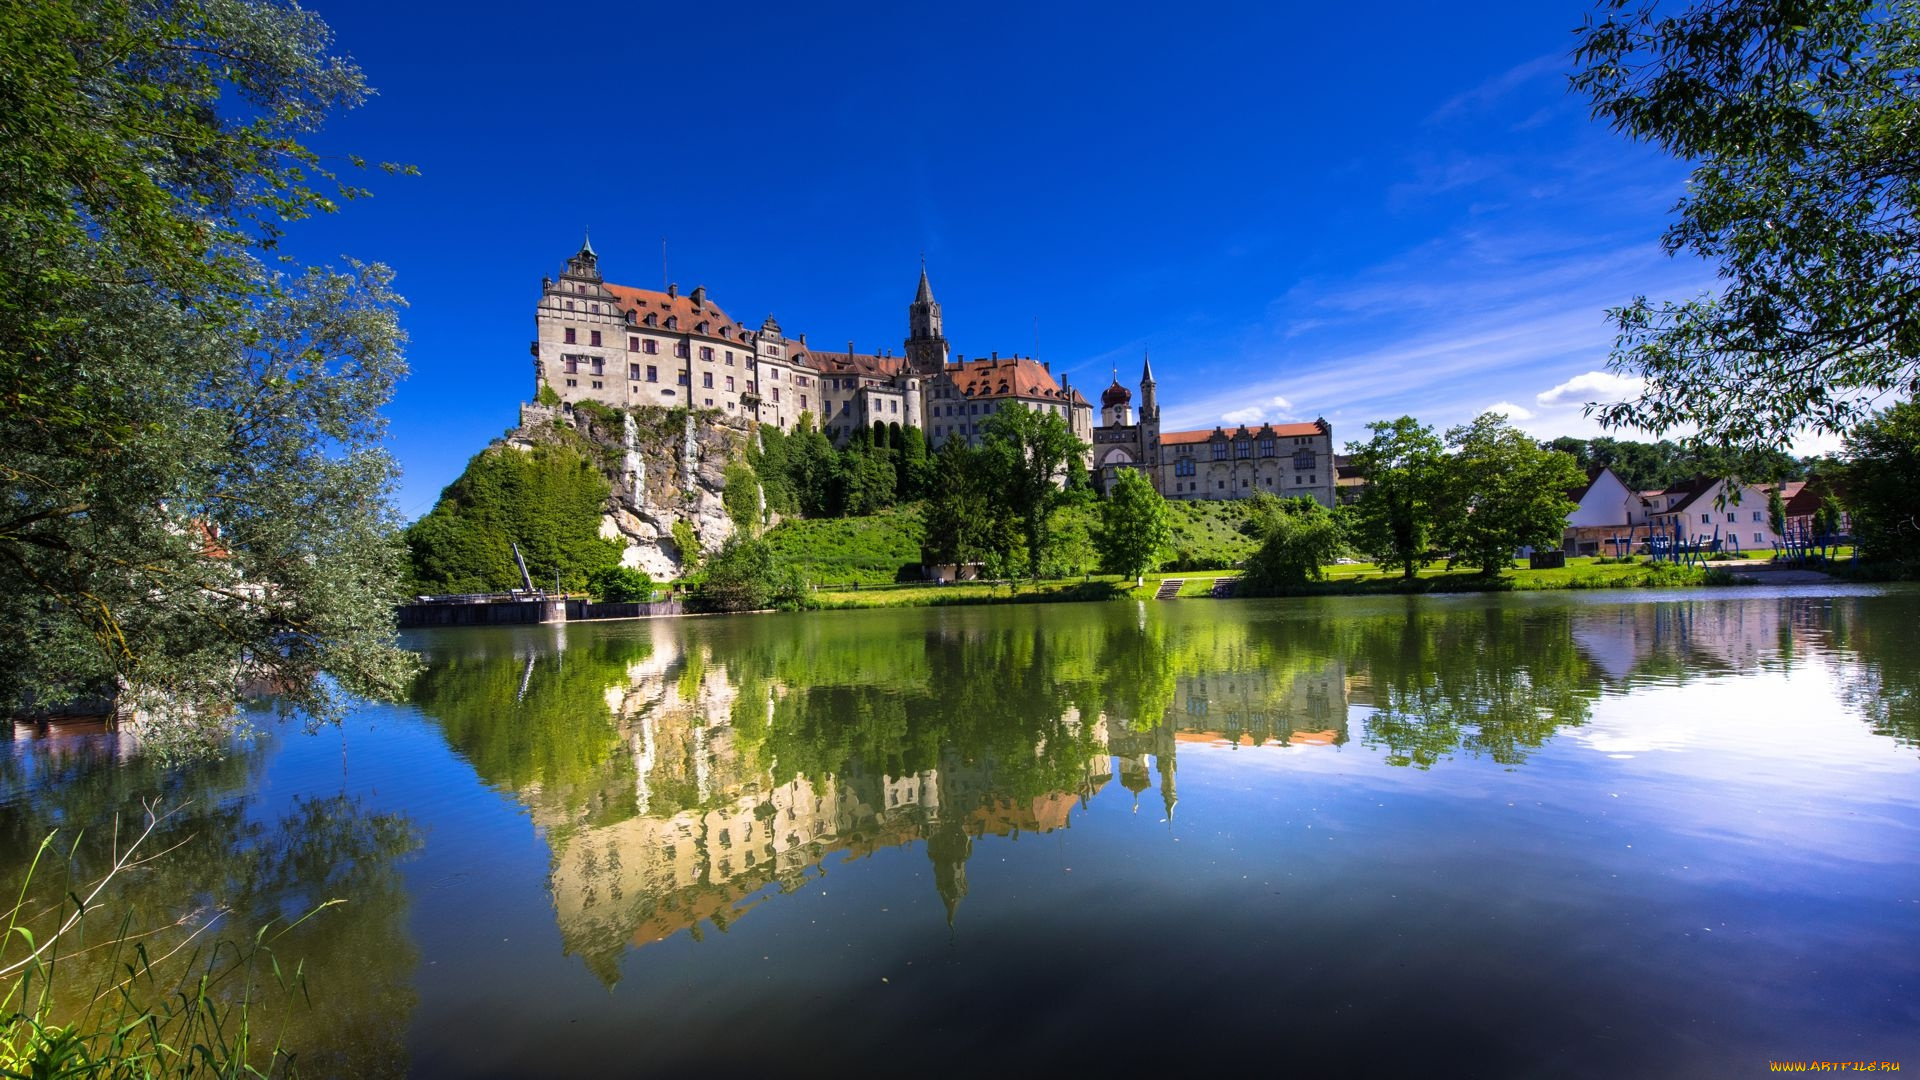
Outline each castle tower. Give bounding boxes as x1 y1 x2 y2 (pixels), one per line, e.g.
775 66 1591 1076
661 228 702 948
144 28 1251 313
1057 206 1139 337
1138 350 1161 466
1101 378 1133 427
905 264 949 374
1139 350 1159 423
563 232 601 283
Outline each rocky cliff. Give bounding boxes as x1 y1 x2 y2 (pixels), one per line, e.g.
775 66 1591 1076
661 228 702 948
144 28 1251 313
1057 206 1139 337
512 402 750 580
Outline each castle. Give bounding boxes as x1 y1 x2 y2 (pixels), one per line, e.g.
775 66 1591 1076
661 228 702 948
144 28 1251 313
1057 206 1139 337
531 239 1092 452
531 239 1334 506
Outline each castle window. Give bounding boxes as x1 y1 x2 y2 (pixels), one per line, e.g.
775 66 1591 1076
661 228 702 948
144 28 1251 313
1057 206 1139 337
1235 439 1250 458
629 363 641 380
702 372 713 388
678 372 690 386
1293 450 1315 470
628 336 639 351
700 346 713 361
564 356 578 374
592 380 603 389
772 388 780 402
643 340 657 354
800 394 807 408
725 351 734 365
645 313 657 326
564 328 576 344
1175 458 1195 477
697 321 709 334
1211 443 1227 460
626 310 636 324
646 366 658 382
1260 439 1275 457
665 317 678 330
726 376 735 391
565 300 574 311
590 330 602 347
565 378 576 387
704 398 712 406
675 343 688 358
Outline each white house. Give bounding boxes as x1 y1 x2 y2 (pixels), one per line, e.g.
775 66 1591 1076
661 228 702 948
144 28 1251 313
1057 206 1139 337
1643 477 1804 555
1563 466 1639 556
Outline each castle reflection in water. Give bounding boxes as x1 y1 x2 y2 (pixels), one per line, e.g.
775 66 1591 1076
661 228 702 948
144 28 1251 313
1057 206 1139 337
405 593 1906 983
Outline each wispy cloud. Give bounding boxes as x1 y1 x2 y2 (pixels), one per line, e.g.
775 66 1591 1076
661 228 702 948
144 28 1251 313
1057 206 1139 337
1429 52 1567 122
1536 370 1644 409
1221 394 1296 426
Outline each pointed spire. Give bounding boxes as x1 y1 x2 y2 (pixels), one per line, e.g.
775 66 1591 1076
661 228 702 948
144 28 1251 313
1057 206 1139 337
915 262 934 304
1141 348 1156 385
581 229 595 257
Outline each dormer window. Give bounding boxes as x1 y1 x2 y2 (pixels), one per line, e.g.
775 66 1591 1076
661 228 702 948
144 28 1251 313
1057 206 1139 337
696 321 709 334
644 313 657 327
625 310 636 324
665 316 678 330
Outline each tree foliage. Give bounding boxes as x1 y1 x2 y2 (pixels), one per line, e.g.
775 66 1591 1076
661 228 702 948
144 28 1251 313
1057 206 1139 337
1096 469 1172 580
978 405 1090 579
1240 497 1346 593
1844 400 1920 573
921 441 1012 568
405 443 622 595
694 536 809 612
0 0 415 748
1437 413 1587 576
1573 0 1920 453
1347 417 1446 580
1543 434 1803 491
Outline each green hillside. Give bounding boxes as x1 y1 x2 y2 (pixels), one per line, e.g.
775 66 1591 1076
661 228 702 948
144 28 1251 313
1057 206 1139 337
763 498 1260 584
764 506 927 586
1163 498 1260 570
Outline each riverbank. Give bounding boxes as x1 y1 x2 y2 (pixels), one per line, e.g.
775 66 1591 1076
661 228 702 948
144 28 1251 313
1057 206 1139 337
800 555 1827 609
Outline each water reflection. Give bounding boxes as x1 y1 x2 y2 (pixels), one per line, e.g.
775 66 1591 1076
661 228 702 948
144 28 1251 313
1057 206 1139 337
0 730 423 1077
408 590 1920 981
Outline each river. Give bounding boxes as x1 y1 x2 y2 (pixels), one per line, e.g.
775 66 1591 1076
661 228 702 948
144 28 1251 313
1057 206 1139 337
5 587 1919 1076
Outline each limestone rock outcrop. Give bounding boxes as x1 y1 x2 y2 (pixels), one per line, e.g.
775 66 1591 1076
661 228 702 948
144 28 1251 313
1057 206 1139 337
513 402 748 580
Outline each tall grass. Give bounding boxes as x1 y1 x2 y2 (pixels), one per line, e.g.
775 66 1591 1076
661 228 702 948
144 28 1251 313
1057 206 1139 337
1 803 330 1078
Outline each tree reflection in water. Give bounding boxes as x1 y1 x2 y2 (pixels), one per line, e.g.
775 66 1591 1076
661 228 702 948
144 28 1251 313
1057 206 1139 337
0 731 422 1078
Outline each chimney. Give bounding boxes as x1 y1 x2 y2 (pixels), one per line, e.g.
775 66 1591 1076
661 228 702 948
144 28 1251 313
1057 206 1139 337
991 351 998 362
799 333 807 347
667 282 678 298
691 285 706 308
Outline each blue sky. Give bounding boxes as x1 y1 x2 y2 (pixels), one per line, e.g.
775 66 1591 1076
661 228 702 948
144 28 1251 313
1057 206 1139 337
281 1 1752 520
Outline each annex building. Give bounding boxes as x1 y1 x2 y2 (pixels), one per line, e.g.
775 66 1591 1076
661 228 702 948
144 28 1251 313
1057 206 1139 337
531 240 1092 451
1090 360 1336 507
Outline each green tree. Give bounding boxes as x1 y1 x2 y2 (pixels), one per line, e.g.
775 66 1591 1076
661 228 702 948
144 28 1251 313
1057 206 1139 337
722 461 761 533
1844 400 1920 573
1767 482 1788 537
1437 413 1586 576
1346 417 1446 580
1573 0 1920 453
979 405 1090 579
895 425 932 500
0 0 415 748
1240 498 1346 593
695 536 809 612
786 414 840 518
588 564 655 603
1096 469 1172 583
406 443 621 594
922 441 1009 568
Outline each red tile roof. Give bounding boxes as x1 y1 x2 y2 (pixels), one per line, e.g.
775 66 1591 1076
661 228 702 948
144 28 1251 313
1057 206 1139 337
797 346 909 379
1160 421 1324 446
603 283 745 342
943 357 1078 404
